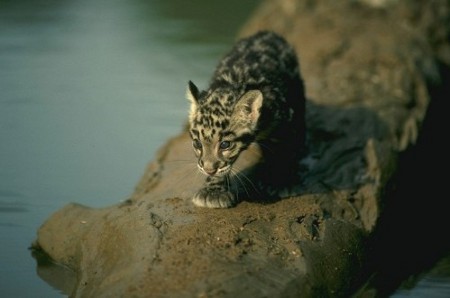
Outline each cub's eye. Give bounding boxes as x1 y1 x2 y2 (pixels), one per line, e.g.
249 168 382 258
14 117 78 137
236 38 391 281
193 139 202 150
219 141 231 150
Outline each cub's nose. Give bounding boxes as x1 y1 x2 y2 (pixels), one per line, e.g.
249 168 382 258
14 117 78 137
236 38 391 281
204 168 217 176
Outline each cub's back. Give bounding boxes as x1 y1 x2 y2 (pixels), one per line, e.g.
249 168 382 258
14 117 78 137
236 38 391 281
210 31 301 98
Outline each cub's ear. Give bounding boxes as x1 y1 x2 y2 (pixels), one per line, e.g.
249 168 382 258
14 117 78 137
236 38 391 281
232 90 263 129
186 80 200 104
186 81 200 122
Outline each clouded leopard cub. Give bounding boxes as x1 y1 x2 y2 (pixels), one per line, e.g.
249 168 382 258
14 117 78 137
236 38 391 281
186 30 306 208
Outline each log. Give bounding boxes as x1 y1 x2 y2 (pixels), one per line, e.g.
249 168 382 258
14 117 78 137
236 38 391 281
32 0 450 297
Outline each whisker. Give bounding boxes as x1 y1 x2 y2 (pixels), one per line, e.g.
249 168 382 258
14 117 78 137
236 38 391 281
193 166 205 185
251 141 276 157
174 168 196 186
233 174 240 203
243 174 260 197
163 162 205 199
225 174 230 193
246 146 264 159
231 168 255 199
233 172 249 198
165 159 197 165
227 172 240 202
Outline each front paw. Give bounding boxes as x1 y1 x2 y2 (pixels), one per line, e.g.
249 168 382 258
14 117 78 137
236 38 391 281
192 188 237 208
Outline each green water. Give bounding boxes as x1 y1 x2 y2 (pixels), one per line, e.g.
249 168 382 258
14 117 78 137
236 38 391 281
0 0 449 297
0 0 259 296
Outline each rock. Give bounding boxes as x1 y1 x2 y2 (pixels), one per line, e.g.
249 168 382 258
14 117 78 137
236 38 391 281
32 0 450 297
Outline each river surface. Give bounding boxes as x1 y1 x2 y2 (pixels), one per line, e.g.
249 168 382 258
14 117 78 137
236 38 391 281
0 0 449 297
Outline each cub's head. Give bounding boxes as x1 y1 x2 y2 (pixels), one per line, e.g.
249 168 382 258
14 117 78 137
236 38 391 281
186 81 263 177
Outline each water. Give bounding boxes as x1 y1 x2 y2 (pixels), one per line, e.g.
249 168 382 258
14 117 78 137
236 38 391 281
0 0 449 297
391 254 450 298
0 0 259 296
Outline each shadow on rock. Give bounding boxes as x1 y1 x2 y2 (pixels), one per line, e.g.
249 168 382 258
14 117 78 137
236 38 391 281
244 100 389 204
356 63 450 297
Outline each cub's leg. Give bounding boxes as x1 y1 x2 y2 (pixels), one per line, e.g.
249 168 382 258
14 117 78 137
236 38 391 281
192 175 237 208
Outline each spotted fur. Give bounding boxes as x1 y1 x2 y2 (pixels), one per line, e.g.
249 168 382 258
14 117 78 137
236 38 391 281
187 30 306 208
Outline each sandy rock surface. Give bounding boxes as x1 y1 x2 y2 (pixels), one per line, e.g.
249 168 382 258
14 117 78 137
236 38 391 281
33 0 450 297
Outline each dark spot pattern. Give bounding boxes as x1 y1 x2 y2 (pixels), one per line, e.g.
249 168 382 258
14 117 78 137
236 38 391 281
187 30 307 208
